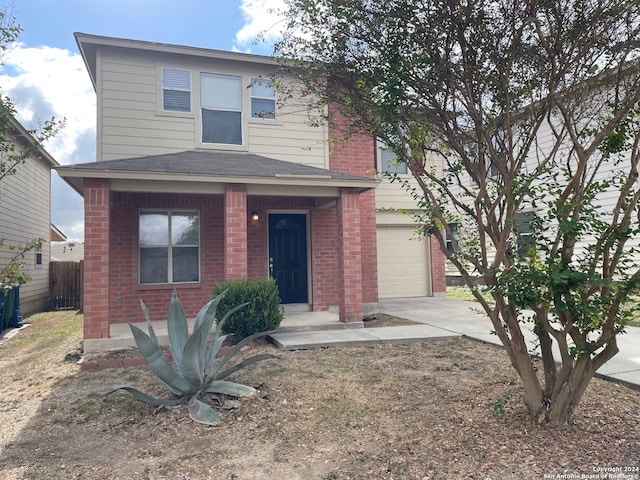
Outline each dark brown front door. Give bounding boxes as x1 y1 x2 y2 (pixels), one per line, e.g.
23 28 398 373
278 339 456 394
268 213 308 304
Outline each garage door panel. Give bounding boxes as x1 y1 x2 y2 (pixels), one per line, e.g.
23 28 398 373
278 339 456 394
377 226 430 298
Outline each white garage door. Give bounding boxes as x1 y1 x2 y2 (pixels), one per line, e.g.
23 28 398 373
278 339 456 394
377 226 430 298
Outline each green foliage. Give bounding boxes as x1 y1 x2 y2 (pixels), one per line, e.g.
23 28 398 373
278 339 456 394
486 390 512 419
0 9 64 289
277 0 640 424
0 237 44 290
103 290 278 426
213 278 283 340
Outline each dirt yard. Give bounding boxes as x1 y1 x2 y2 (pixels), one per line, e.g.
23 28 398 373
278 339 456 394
1 311 639 480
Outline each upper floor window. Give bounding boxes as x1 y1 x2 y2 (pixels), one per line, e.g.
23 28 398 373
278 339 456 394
162 68 191 112
201 73 242 145
250 77 276 119
139 210 200 284
513 211 535 254
378 142 408 174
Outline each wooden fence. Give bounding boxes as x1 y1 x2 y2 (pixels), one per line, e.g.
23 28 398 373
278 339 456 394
49 261 83 311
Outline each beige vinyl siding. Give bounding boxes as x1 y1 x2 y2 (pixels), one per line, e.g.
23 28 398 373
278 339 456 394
375 152 442 210
0 147 52 314
247 120 327 167
444 110 640 281
521 118 640 258
97 46 328 166
375 177 423 210
99 49 195 160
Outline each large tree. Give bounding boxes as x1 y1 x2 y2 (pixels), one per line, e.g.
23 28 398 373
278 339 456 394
0 8 62 288
275 0 640 425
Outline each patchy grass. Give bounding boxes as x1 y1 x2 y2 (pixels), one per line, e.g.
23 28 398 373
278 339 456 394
448 286 640 328
1 310 639 480
447 285 493 302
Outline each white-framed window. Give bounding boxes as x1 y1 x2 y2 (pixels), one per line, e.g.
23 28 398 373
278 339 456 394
250 77 276 119
35 244 42 266
378 142 408 174
162 68 191 112
139 210 200 284
200 73 242 145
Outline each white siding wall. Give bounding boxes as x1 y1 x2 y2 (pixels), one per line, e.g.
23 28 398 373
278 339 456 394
0 145 52 314
97 47 328 167
375 153 442 212
523 117 640 258
445 111 640 280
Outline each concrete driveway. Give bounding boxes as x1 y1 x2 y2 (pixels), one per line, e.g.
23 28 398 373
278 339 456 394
379 296 640 389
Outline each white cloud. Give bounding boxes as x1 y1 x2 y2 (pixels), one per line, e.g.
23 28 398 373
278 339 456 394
0 43 96 165
235 0 287 50
0 44 95 242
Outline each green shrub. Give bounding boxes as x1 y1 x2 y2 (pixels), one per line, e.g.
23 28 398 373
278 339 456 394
213 278 283 339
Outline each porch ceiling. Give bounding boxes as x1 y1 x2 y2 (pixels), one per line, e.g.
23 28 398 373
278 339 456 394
56 149 379 199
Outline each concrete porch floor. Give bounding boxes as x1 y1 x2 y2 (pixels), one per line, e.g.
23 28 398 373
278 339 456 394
83 310 362 355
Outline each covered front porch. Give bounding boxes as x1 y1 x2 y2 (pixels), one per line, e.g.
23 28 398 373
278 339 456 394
57 150 380 344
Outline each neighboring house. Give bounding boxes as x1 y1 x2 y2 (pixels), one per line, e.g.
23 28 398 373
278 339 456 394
56 33 446 345
51 241 84 262
0 115 59 315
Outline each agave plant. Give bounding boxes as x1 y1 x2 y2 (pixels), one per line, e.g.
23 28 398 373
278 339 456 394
104 289 277 426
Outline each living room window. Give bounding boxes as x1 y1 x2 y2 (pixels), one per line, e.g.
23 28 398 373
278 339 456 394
250 77 276 119
200 72 242 145
162 68 191 112
139 210 200 284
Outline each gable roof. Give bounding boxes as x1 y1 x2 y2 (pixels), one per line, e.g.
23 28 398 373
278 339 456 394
56 149 379 196
50 224 66 242
7 113 59 168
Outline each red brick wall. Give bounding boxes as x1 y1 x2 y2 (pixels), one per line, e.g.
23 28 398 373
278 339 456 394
359 189 378 303
430 235 446 294
328 107 377 176
329 107 379 307
83 178 110 339
337 188 363 322
105 191 356 325
311 206 339 310
224 185 248 279
108 192 224 325
246 201 267 279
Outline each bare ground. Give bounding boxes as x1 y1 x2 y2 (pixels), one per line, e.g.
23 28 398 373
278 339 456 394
1 311 639 480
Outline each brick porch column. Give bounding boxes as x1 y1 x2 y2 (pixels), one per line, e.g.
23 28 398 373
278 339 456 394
224 184 248 279
430 235 447 295
83 178 110 339
338 188 363 322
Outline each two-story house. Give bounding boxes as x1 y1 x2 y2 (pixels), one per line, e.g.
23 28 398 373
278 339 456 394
56 33 446 347
0 115 59 318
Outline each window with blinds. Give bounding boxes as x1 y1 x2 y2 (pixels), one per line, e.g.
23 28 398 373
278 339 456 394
162 68 191 112
200 72 242 145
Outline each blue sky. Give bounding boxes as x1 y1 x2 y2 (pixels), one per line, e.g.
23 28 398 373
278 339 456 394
1 0 285 241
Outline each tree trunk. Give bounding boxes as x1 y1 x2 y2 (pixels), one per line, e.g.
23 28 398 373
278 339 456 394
546 356 595 425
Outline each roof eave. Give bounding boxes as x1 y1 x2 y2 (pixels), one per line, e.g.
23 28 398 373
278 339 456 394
9 116 60 167
55 167 380 196
74 32 279 90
